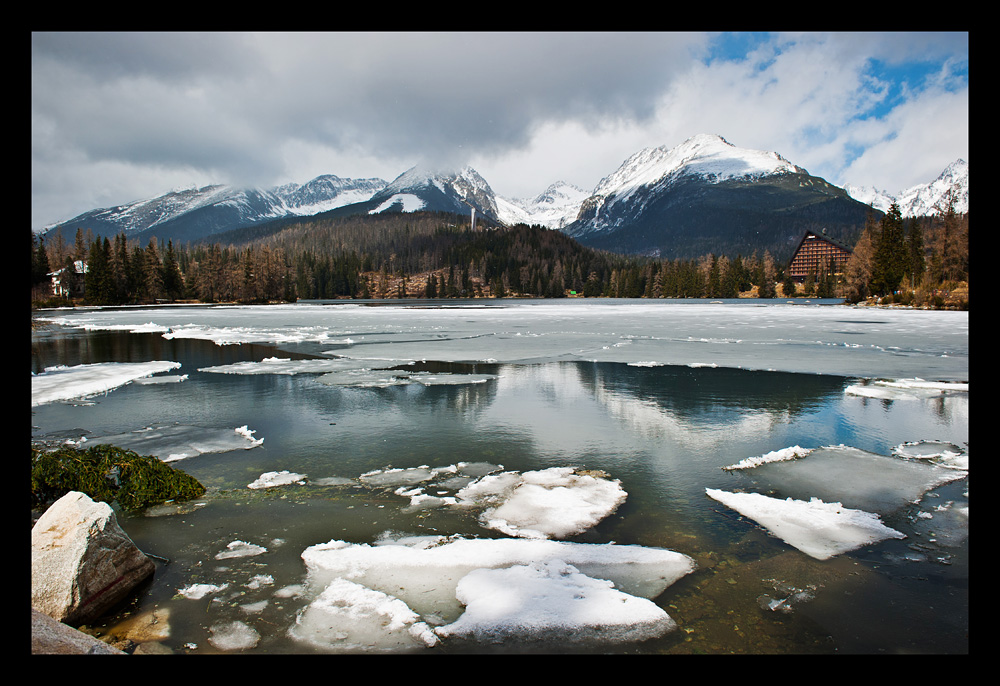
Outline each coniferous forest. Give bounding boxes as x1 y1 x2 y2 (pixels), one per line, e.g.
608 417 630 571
30 198 969 309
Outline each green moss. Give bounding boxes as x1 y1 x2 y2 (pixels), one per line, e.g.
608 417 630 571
31 443 206 513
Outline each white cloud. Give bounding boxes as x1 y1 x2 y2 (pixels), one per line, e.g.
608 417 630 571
31 31 967 231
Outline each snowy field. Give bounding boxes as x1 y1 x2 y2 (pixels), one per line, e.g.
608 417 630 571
31 300 969 654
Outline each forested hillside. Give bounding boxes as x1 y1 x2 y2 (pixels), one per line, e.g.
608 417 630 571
31 201 969 309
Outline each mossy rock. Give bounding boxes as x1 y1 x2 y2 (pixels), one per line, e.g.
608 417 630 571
31 444 206 513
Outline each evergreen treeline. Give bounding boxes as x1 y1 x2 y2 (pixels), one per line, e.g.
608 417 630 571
31 199 968 308
841 190 968 307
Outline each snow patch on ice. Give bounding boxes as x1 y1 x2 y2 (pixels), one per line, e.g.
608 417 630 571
289 577 439 651
455 467 627 539
434 559 677 644
723 445 812 470
297 535 696 647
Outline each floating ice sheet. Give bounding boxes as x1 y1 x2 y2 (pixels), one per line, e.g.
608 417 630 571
300 536 696 625
197 356 379 375
36 301 969 381
85 424 263 462
132 374 188 385
845 377 969 400
31 361 182 406
724 444 967 514
893 440 969 470
315 368 498 388
706 488 906 560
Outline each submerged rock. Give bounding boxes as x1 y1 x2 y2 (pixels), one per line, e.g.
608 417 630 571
32 491 156 626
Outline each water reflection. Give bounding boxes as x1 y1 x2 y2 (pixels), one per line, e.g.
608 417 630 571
30 320 968 654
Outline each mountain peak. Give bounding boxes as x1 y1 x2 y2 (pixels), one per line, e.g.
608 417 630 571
844 158 968 217
592 134 804 202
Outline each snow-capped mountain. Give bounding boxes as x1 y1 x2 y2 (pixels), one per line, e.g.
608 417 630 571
844 159 968 218
561 134 873 258
40 134 967 262
43 175 387 245
495 182 591 229
275 175 388 216
362 165 499 221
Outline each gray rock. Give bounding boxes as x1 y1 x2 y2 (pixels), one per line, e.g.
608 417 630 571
32 491 155 626
31 608 125 655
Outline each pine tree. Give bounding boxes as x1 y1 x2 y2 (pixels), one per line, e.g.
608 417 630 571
161 240 185 301
871 202 907 296
32 234 50 287
905 217 926 289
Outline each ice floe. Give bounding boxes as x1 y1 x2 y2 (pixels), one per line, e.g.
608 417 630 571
721 444 967 515
289 577 440 651
197 356 378 375
453 467 627 539
85 424 264 462
294 534 695 650
248 470 307 489
893 439 969 470
434 559 677 644
31 361 182 406
356 464 627 539
177 583 229 600
208 620 260 651
132 374 188 384
215 540 268 560
706 488 906 560
845 377 969 400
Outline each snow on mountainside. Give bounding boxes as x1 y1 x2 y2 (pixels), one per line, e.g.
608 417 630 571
367 165 499 220
275 175 387 216
844 159 969 217
592 134 805 202
568 134 808 236
42 175 388 240
496 182 591 229
845 159 968 218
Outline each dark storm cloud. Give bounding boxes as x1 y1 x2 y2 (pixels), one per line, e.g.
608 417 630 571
32 32 707 209
240 32 708 166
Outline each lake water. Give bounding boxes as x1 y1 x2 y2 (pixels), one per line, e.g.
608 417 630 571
30 299 969 654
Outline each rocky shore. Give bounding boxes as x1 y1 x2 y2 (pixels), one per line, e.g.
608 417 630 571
31 491 168 655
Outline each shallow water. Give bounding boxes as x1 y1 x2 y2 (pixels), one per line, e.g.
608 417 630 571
30 300 968 654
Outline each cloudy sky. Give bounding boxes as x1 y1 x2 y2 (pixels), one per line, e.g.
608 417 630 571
31 31 968 232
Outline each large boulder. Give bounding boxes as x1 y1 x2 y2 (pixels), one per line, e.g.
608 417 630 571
32 491 155 626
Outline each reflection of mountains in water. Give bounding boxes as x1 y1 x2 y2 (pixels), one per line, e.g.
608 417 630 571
574 362 846 420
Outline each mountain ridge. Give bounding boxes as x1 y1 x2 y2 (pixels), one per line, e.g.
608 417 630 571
39 135 967 261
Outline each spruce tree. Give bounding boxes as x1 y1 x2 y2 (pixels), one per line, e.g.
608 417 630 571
906 217 925 289
871 202 907 296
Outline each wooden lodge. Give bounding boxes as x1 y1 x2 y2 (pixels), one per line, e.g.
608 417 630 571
786 229 853 282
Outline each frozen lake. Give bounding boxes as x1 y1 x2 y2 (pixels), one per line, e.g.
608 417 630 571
31 299 968 654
